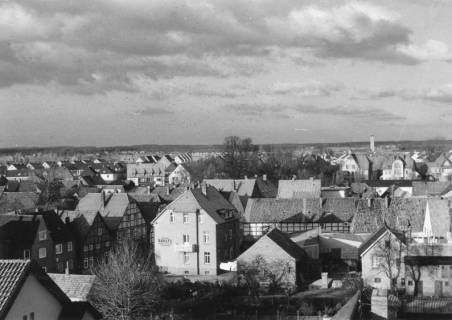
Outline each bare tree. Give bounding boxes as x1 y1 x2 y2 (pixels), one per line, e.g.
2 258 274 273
373 232 406 293
90 241 162 320
238 255 296 299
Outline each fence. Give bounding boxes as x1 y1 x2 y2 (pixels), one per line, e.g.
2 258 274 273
401 296 452 314
242 222 350 239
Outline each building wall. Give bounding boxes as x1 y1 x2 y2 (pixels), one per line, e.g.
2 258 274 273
405 265 452 297
154 208 219 275
6 274 63 320
319 236 360 261
361 233 406 290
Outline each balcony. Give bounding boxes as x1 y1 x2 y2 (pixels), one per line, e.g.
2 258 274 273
174 244 198 252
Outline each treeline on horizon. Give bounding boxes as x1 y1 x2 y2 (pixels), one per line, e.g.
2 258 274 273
1 138 451 156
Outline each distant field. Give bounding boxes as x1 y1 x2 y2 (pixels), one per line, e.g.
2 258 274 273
0 139 451 156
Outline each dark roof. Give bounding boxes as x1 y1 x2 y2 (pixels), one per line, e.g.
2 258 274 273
20 210 74 242
0 215 39 250
136 202 160 222
0 260 71 318
405 256 452 266
255 177 277 198
363 180 413 188
265 228 308 260
59 301 102 320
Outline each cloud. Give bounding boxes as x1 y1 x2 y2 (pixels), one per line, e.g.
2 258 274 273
225 103 405 122
271 81 341 96
362 84 452 103
0 1 449 93
127 107 174 117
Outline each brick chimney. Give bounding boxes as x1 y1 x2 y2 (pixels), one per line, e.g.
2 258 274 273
321 272 329 289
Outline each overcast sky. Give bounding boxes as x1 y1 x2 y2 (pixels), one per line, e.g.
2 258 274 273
1 0 452 147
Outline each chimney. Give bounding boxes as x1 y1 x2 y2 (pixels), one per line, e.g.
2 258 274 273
166 186 170 196
292 175 296 181
201 182 207 196
244 175 248 180
65 261 70 275
147 185 151 194
370 135 375 153
263 174 267 181
321 272 329 289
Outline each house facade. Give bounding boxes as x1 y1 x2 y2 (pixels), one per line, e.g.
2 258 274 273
359 226 407 290
152 185 240 275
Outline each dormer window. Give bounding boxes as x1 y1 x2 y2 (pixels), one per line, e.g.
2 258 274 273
183 213 189 224
170 212 175 223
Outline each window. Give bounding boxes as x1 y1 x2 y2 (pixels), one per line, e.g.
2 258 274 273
23 316 27 320
442 266 449 278
372 255 384 268
30 313 34 320
205 271 210 275
203 231 209 243
38 247 47 259
39 230 47 241
183 213 189 224
96 243 101 250
97 227 103 236
229 229 233 240
23 249 30 259
408 280 413 286
83 245 88 252
55 243 63 254
89 256 94 267
204 252 211 264
170 212 175 223
89 244 94 251
385 240 390 248
184 270 189 275
84 258 89 269
67 242 73 252
183 234 190 244
401 278 405 286
374 278 381 283
183 252 190 264
446 282 450 286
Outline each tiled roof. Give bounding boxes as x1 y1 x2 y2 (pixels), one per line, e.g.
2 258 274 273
322 198 359 222
0 260 30 315
265 228 308 260
48 273 96 302
76 193 131 230
427 198 451 237
0 260 70 318
350 199 387 234
385 198 427 233
155 186 237 224
412 181 452 196
0 192 39 214
277 179 321 199
243 198 321 223
204 179 257 197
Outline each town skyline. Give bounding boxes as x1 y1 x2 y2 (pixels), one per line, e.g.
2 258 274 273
2 0 452 147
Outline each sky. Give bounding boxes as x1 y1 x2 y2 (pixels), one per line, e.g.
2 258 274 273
1 0 452 147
